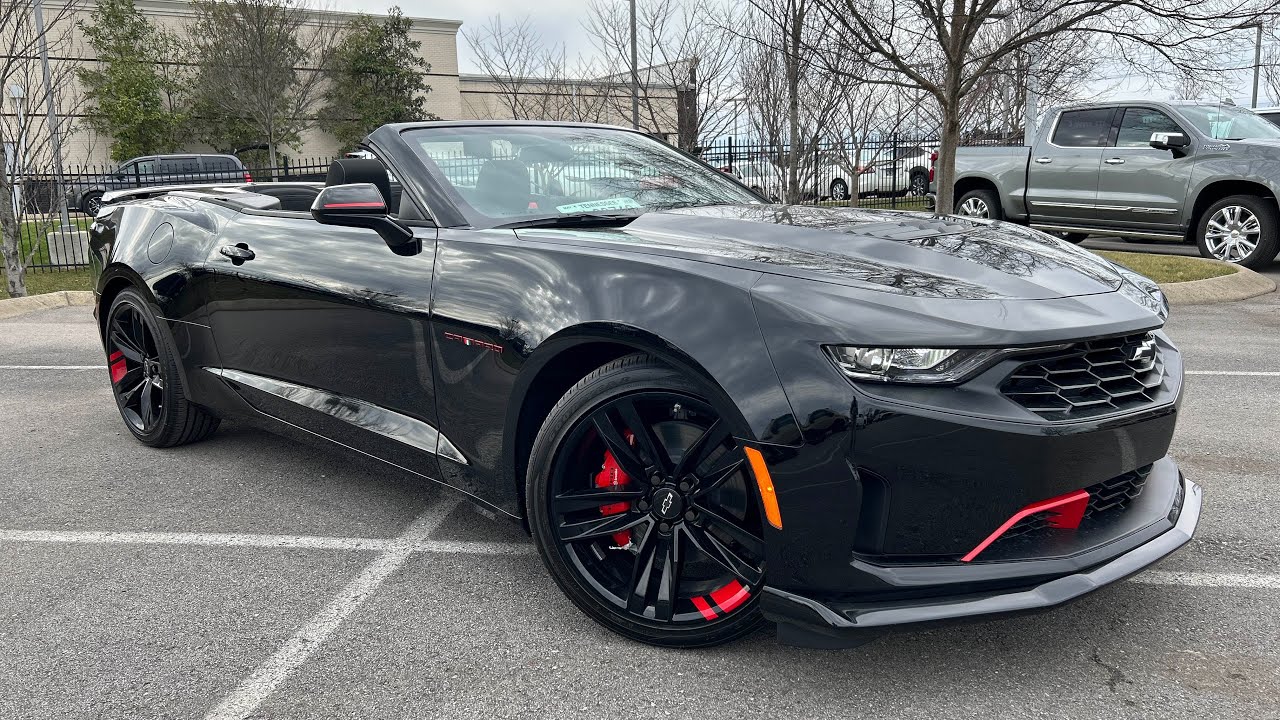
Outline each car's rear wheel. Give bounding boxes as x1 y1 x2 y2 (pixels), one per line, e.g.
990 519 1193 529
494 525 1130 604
83 191 104 215
908 171 928 197
956 188 1003 220
829 178 850 201
527 354 766 647
1059 232 1088 244
106 288 220 447
1196 195 1280 269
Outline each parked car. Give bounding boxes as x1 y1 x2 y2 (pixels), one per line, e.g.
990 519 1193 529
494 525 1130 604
66 154 250 215
938 100 1280 267
89 120 1197 649
847 144 933 197
1256 107 1280 129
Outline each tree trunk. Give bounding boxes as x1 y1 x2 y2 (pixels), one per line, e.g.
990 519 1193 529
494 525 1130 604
784 6 803 205
934 105 961 216
0 155 27 298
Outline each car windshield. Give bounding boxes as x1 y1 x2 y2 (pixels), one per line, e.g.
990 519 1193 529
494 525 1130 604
1176 104 1280 141
401 125 759 225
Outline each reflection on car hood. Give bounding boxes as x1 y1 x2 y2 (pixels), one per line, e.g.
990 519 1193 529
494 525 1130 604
521 204 1123 300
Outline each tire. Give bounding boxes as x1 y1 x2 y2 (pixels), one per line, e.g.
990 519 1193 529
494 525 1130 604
1060 232 1088 244
83 191 104 215
526 353 767 648
105 288 220 447
956 188 1003 220
1195 195 1280 269
829 178 849 201
908 171 928 197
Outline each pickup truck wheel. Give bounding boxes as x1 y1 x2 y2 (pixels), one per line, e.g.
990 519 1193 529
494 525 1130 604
908 172 928 197
1197 195 1280 269
956 189 1002 220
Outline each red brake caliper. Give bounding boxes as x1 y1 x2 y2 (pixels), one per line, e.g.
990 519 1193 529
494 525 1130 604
595 430 635 548
108 351 127 384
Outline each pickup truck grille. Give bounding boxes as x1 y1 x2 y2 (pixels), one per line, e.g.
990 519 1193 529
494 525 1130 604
1000 332 1165 421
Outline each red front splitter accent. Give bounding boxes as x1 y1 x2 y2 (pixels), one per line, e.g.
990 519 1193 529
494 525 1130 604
960 489 1090 562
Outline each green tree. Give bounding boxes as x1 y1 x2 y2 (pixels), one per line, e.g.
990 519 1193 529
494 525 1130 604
320 6 436 150
77 0 187 162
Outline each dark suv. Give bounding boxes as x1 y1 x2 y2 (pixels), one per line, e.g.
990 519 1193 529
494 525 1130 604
67 154 250 214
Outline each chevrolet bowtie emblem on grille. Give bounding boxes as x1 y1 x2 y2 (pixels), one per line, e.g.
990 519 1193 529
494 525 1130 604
1131 337 1158 366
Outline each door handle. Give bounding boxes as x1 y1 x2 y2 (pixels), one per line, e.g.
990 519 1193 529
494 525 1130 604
219 244 255 264
1034 157 1052 164
1104 158 1126 165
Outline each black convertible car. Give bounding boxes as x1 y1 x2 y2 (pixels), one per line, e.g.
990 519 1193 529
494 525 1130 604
88 121 1200 648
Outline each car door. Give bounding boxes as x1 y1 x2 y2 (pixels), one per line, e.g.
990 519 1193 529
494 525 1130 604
204 208 445 478
1025 107 1116 223
1093 106 1194 230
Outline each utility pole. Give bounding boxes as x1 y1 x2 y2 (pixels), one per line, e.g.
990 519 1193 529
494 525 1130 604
1252 23 1262 109
629 0 639 130
31 0 70 227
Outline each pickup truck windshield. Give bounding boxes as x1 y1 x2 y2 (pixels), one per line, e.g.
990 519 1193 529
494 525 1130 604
1177 105 1280 141
401 125 759 226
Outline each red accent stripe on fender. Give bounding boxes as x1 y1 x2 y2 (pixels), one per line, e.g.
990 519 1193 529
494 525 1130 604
322 202 386 209
691 596 718 621
960 489 1090 562
709 580 750 614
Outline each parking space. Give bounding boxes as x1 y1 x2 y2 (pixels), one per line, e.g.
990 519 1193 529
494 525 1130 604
2 297 1279 719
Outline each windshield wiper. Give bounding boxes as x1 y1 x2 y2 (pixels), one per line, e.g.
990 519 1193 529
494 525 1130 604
497 213 640 229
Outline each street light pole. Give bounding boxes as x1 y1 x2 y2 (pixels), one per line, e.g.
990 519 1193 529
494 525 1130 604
30 0 71 227
1252 23 1262 109
629 0 639 130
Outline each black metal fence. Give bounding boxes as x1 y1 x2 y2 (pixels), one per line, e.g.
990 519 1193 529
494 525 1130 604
9 157 337 273
698 136 942 210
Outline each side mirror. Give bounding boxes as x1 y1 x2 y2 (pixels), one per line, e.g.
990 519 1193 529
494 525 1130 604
1149 132 1190 153
311 183 417 254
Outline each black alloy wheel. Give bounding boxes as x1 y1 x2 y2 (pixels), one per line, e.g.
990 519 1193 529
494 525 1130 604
106 289 220 447
84 191 104 215
527 354 766 647
908 172 928 196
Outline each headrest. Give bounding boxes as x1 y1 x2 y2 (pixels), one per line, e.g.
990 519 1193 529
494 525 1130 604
325 158 391 201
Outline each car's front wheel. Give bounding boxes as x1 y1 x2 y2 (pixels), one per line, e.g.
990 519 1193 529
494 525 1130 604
527 354 767 647
829 178 849 201
1196 195 1280 269
106 288 220 447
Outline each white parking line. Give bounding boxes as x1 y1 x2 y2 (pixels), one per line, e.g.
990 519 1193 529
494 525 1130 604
1130 571 1280 590
1184 371 1280 377
0 365 104 370
0 528 536 556
202 499 462 720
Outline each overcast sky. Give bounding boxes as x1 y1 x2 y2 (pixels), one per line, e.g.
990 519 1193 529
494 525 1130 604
330 0 596 74
328 1 1272 106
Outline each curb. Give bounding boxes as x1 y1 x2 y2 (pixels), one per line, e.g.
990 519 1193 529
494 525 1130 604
0 290 95 320
1160 263 1277 306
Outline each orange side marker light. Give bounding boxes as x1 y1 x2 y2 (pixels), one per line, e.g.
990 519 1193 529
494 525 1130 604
744 446 782 530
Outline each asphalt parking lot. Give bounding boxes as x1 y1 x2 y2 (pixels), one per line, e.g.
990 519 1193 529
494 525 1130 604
2 285 1279 719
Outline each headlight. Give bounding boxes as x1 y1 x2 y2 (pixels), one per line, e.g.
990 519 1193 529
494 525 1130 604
824 345 1007 384
1113 264 1169 320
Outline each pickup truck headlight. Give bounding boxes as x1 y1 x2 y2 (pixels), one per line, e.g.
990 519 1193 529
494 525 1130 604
824 345 1005 384
1113 264 1169 320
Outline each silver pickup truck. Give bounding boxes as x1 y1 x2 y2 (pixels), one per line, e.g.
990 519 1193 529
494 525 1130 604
940 101 1280 268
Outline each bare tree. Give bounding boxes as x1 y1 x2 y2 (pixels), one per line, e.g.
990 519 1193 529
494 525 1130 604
583 0 740 148
463 15 624 124
1259 28 1280 105
961 36 1096 140
1 0 84 298
188 0 341 170
738 0 843 203
809 0 1280 214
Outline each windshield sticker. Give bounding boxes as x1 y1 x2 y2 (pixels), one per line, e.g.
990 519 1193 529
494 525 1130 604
555 198 642 214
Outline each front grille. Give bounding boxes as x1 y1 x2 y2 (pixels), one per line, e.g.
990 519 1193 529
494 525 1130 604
1001 332 1165 421
993 465 1152 545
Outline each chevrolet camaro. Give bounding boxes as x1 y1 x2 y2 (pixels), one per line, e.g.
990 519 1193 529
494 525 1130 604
88 121 1201 648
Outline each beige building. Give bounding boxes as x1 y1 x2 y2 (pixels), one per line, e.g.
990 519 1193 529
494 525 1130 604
3 0 684 169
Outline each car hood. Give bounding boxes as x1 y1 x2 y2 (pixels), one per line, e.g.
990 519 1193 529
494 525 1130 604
520 204 1123 300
